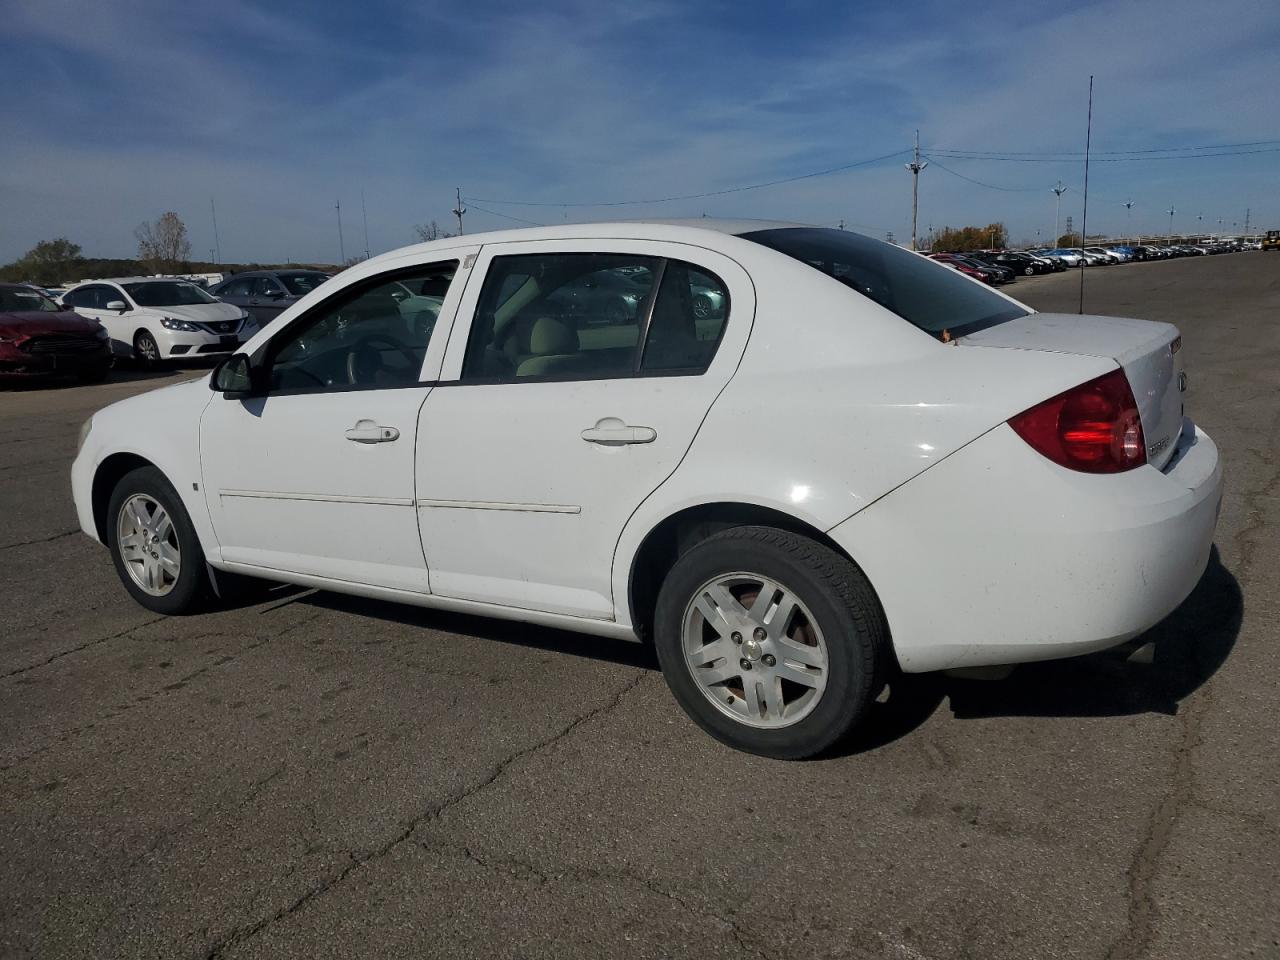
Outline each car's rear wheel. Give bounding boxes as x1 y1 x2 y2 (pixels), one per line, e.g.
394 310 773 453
106 466 209 614
134 331 161 367
653 525 889 759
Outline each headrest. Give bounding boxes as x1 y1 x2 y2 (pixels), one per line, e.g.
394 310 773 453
528 316 578 355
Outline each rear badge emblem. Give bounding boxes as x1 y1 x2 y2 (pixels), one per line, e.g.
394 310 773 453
1147 435 1171 457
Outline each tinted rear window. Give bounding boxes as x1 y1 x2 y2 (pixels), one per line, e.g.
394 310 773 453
740 227 1028 340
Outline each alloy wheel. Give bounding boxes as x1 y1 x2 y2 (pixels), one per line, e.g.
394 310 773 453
116 494 181 596
682 572 829 728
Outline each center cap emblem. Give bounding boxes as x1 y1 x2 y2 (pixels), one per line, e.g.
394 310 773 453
741 638 762 662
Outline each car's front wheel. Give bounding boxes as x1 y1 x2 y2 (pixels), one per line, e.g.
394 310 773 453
106 466 210 614
134 331 161 368
654 525 889 759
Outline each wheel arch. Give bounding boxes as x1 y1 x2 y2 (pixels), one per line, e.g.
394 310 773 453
91 452 158 542
624 500 880 645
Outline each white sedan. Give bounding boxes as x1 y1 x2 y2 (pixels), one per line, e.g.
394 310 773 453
70 221 1222 758
60 277 252 365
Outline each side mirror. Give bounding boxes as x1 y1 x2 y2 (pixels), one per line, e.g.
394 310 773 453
211 354 256 396
105 300 128 312
265 288 286 299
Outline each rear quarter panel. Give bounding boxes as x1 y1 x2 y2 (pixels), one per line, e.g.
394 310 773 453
610 249 1112 627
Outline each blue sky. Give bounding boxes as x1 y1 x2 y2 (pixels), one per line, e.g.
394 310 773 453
2 0 1279 263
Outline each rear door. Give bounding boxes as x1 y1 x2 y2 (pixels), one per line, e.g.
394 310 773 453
415 239 754 619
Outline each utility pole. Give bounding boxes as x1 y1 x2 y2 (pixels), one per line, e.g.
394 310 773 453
360 189 371 260
1052 181 1068 244
210 198 222 264
452 187 466 236
1244 207 1251 237
1123 200 1134 241
905 130 927 251
336 199 346 263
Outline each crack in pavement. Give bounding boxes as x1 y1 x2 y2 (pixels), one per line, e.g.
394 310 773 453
1 615 166 681
201 670 650 960
1 614 324 772
446 842 771 960
1103 692 1208 960
1105 418 1280 959
0 529 80 551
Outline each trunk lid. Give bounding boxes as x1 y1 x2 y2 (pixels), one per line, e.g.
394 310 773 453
958 313 1185 470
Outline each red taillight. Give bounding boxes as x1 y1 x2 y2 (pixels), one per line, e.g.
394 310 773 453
1008 369 1146 473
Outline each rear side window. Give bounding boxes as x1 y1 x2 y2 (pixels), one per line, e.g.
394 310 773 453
461 253 729 381
740 227 1027 340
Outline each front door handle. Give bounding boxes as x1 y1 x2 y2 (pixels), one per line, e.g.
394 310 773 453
581 417 657 446
345 419 400 443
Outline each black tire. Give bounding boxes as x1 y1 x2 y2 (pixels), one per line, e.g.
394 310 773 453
105 466 210 615
133 330 162 368
1024 266 1034 276
653 525 890 760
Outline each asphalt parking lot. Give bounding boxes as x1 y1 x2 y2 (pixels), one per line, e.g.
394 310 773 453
2 254 1277 960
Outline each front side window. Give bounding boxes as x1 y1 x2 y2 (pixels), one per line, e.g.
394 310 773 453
740 227 1027 340
262 261 457 393
217 277 254 298
461 253 730 381
124 281 217 307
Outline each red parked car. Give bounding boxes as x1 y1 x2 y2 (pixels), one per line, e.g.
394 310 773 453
928 253 999 285
0 283 113 383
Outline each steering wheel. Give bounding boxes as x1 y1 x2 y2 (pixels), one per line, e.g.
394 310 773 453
346 333 419 385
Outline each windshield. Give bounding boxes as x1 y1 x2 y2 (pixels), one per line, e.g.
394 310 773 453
123 281 217 306
0 286 62 313
279 273 330 296
740 227 1027 340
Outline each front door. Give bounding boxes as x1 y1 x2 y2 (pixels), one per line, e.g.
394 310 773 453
416 239 752 619
200 251 477 590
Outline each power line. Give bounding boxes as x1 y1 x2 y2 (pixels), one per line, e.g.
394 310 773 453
928 138 1280 157
927 146 1280 163
923 157 1046 192
465 201 544 226
464 148 913 208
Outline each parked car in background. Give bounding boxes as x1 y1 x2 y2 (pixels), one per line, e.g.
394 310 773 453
0 283 112 383
208 270 332 328
71 220 1221 759
1036 248 1085 267
61 278 252 367
972 251 1051 276
928 253 999 284
1262 231 1279 251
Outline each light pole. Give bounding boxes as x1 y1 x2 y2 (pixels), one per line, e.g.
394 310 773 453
1217 217 1224 237
1053 181 1068 244
905 130 927 251
1123 200 1134 241
1167 207 1175 244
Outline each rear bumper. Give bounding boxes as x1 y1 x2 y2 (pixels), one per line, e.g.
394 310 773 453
829 418 1223 672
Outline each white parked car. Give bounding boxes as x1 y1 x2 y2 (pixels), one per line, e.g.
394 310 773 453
60 278 253 365
70 221 1222 758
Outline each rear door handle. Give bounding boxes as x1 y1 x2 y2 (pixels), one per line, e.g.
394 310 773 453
581 417 657 446
345 419 400 443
